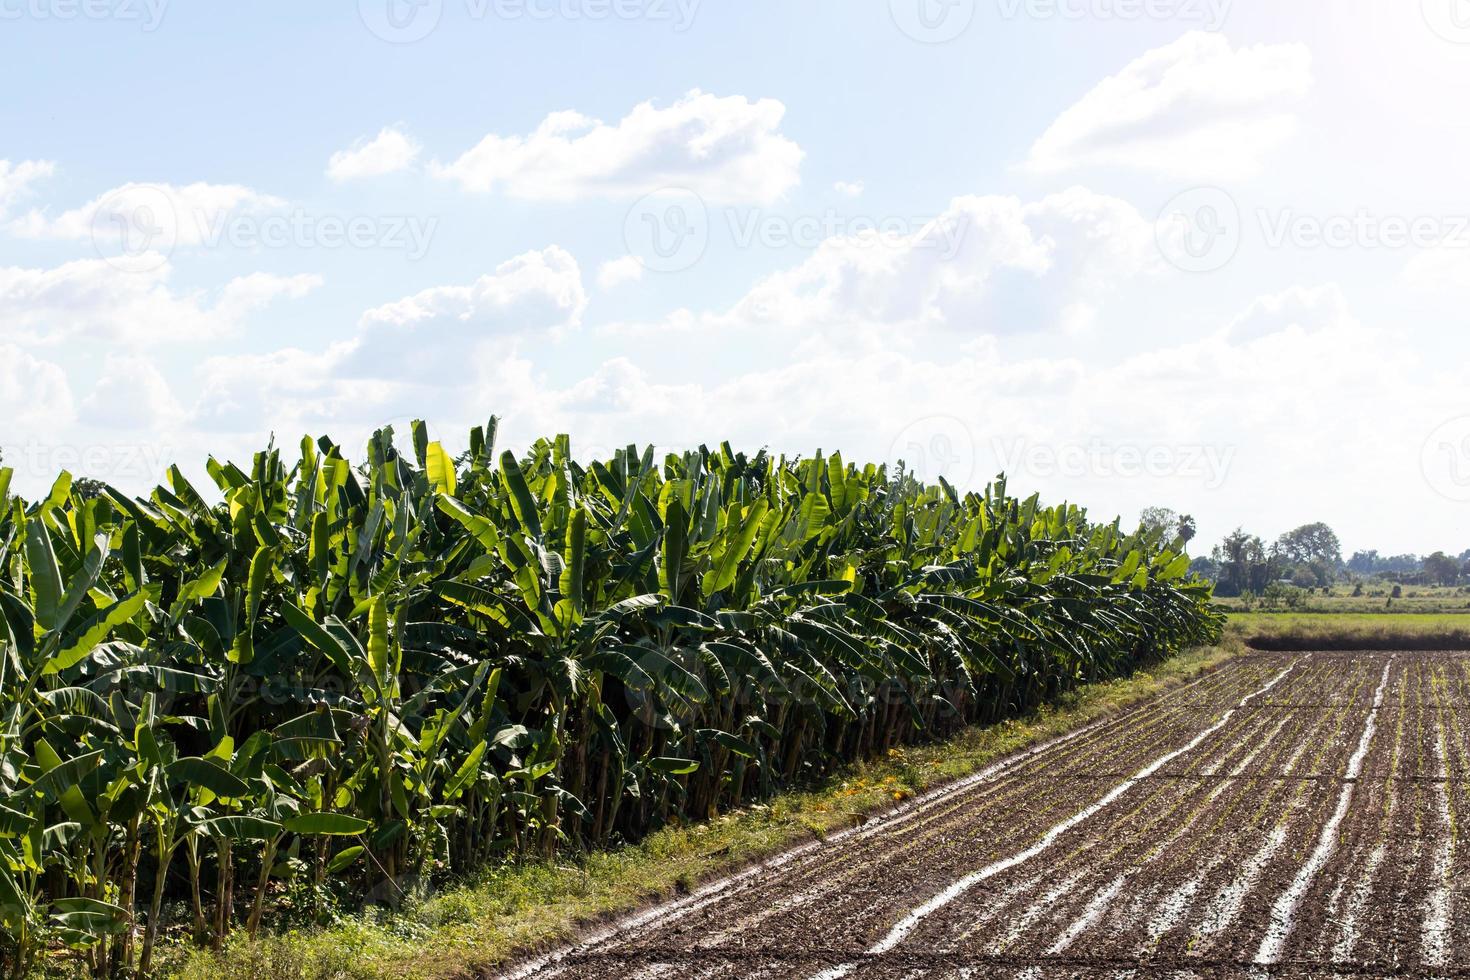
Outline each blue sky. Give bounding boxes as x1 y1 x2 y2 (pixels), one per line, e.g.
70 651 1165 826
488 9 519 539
3 0 1469 555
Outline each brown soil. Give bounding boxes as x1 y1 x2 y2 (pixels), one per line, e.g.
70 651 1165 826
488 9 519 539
503 653 1470 979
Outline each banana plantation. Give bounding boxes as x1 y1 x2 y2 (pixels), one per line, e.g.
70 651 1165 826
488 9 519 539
0 422 1221 976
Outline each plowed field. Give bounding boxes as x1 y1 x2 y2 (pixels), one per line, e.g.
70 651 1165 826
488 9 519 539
505 652 1470 978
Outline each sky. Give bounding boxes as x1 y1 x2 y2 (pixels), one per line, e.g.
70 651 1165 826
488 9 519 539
1 0 1468 557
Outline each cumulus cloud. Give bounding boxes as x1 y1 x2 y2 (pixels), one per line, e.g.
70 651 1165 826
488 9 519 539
80 354 185 430
9 181 286 250
191 347 368 434
558 356 698 417
0 343 73 428
833 180 864 198
200 279 1395 472
0 159 55 217
1224 283 1351 344
340 246 587 379
186 247 1364 491
0 256 321 345
399 281 1401 518
703 187 1157 336
215 272 325 322
1024 32 1313 181
326 126 422 181
178 248 591 440
1403 247 1470 294
431 91 803 203
596 255 644 289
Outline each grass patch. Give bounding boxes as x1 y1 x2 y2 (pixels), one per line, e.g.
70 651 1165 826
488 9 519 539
1226 612 1470 650
155 642 1240 980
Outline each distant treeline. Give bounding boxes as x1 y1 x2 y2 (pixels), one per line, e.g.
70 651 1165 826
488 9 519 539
1136 508 1469 596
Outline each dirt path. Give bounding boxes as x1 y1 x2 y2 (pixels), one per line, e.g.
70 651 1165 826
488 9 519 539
503 652 1470 978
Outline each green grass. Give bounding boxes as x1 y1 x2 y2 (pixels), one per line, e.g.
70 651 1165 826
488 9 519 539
1226 611 1470 650
151 642 1242 980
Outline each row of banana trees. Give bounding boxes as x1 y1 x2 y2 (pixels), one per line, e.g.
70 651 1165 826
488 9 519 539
0 422 1221 976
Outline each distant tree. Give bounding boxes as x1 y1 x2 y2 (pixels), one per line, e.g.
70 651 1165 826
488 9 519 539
1274 523 1342 586
1275 523 1342 567
1189 556 1221 582
71 477 111 501
1212 528 1251 596
1350 550 1422 576
1177 514 1198 546
1139 506 1180 539
1423 551 1461 587
1212 528 1280 597
1139 507 1199 551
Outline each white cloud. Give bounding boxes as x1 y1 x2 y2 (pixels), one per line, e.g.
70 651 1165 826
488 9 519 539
1024 32 1313 181
80 354 184 430
356 246 584 334
704 187 1156 336
0 256 320 345
184 247 591 437
557 356 698 417
0 159 55 217
834 180 864 198
432 90 803 203
427 282 1399 510
1403 247 1470 294
0 344 72 428
326 126 422 181
215 272 325 322
1224 283 1351 344
597 255 644 289
191 347 366 434
195 278 1402 489
9 181 285 249
341 246 587 379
